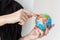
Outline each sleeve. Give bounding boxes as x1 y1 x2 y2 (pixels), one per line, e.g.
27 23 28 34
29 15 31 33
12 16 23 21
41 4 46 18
12 1 24 39
12 1 24 12
0 1 24 40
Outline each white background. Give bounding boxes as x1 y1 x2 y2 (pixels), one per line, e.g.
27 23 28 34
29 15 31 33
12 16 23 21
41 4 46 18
16 0 60 40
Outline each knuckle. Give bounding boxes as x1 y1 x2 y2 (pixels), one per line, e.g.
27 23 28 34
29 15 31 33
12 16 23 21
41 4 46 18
20 9 23 12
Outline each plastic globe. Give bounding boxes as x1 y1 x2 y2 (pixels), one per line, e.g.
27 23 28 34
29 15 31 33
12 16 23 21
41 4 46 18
35 14 52 30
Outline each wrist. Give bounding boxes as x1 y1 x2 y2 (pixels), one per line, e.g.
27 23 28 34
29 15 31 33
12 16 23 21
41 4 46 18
24 36 30 40
19 36 31 40
0 16 6 26
4 11 20 24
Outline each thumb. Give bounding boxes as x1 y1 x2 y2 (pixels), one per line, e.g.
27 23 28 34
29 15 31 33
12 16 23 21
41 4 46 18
45 25 49 35
49 24 55 30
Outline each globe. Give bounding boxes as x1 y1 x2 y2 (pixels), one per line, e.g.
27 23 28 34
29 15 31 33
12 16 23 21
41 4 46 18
35 14 52 30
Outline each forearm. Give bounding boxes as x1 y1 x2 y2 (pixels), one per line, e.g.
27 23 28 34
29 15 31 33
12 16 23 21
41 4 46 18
0 11 20 26
18 35 34 40
0 17 6 26
19 37 30 40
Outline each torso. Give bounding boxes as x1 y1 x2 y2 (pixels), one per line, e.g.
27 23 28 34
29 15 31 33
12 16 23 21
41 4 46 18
0 1 23 40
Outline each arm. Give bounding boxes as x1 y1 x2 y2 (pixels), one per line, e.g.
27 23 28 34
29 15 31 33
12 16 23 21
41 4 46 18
18 36 31 40
0 9 34 26
0 10 20 26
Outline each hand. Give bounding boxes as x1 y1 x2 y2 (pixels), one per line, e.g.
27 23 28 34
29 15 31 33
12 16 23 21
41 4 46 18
21 24 55 40
0 9 34 26
18 9 34 25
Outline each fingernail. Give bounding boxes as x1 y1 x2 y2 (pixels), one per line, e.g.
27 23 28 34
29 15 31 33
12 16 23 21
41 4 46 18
34 26 37 29
53 24 55 26
46 25 48 29
35 14 39 16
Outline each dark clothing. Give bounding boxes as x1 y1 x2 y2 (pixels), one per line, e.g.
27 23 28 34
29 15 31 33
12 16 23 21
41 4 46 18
0 0 23 40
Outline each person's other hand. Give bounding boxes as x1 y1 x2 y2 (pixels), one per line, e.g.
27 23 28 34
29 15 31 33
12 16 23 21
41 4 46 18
22 24 55 40
18 9 34 25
